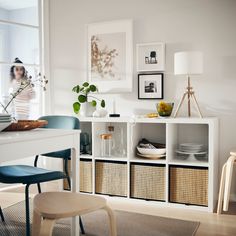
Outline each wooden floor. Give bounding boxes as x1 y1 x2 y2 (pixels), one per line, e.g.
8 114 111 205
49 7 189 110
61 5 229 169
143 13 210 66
1 181 236 236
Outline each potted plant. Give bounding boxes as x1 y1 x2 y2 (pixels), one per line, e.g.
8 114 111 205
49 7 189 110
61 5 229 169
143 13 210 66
72 82 105 116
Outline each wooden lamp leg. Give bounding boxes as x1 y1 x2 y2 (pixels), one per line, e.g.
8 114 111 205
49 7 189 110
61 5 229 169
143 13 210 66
174 92 187 118
187 76 191 117
191 93 203 118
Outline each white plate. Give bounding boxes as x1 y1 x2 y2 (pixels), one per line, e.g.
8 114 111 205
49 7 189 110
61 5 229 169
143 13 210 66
0 122 11 132
137 147 166 155
176 150 207 155
180 143 204 148
137 153 166 159
0 118 11 121
0 114 11 117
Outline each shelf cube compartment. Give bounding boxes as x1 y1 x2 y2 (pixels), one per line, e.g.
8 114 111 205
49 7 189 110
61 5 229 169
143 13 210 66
130 163 166 201
131 123 166 159
80 122 93 155
93 122 128 158
167 123 209 163
95 160 127 197
63 159 93 193
169 165 208 206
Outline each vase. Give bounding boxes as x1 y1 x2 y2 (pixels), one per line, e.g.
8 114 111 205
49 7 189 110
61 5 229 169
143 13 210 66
80 102 96 117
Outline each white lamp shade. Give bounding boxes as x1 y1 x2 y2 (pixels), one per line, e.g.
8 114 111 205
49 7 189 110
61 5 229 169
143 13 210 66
174 51 203 75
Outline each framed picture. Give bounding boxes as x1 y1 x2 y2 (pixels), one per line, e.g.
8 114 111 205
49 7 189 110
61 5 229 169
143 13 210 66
138 73 164 99
136 42 165 72
87 19 133 93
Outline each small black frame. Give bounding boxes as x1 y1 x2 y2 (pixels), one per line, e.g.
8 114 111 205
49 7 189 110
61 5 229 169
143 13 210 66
138 73 164 99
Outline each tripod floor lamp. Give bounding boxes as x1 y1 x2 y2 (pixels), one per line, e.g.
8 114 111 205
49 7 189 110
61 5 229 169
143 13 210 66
174 51 203 118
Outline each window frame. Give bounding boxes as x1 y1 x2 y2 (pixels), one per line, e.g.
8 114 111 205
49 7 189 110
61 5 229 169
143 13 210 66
0 0 50 117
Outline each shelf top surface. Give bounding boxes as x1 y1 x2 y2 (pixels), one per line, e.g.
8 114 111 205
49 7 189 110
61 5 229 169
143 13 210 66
78 116 218 124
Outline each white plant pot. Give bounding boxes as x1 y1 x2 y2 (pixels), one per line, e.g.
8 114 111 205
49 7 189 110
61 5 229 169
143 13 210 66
80 102 96 117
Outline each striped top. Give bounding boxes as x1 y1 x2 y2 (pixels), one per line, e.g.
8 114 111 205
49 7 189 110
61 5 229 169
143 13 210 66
11 79 36 120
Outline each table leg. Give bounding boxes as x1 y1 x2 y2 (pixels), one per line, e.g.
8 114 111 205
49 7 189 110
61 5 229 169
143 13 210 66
103 206 117 236
71 133 80 236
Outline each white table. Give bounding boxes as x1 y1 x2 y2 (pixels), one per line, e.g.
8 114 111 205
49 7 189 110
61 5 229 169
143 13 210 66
0 129 81 236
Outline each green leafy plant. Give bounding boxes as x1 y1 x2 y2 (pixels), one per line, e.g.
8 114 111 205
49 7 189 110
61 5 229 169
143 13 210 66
72 82 105 114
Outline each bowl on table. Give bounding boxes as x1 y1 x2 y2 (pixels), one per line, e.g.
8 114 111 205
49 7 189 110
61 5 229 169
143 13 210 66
3 120 48 131
156 102 174 117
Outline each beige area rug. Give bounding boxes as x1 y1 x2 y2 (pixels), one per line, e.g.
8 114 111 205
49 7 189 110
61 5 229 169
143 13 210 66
0 200 199 236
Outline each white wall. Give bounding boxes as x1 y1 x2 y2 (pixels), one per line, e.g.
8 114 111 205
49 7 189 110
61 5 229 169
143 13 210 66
49 0 236 196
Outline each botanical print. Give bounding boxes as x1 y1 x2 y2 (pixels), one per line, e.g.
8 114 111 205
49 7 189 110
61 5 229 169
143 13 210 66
90 32 126 81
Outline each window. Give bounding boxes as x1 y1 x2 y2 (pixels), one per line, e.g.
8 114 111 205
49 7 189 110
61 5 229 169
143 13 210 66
0 0 44 119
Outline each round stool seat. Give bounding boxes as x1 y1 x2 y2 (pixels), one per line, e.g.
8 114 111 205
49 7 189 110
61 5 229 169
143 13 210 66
230 151 236 156
34 192 107 219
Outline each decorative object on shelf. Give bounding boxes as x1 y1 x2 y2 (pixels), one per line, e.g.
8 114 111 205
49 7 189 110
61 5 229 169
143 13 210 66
145 112 159 118
80 132 91 154
157 102 174 117
136 138 166 159
72 82 105 117
92 109 108 117
175 143 208 161
88 19 133 93
0 71 48 119
0 114 12 132
109 98 120 117
107 125 126 157
3 120 48 131
138 73 164 99
136 42 165 72
174 51 203 118
100 133 112 157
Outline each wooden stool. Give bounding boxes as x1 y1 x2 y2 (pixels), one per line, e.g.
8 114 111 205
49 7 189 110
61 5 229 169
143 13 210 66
32 192 117 236
217 151 236 214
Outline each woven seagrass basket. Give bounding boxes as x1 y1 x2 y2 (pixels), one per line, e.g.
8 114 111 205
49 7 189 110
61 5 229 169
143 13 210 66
130 163 166 201
95 160 127 197
63 159 93 193
169 166 208 206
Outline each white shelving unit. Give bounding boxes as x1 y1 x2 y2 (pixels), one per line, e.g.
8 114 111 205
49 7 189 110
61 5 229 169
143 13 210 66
78 116 219 212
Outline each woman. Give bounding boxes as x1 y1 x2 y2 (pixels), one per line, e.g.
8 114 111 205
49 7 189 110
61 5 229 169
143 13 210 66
10 58 35 120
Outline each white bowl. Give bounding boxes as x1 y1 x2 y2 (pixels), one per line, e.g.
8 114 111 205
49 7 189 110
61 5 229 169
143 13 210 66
137 147 166 155
0 122 11 132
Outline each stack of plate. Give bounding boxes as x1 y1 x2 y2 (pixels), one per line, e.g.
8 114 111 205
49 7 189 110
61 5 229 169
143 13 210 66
180 143 204 153
0 114 12 132
176 143 208 161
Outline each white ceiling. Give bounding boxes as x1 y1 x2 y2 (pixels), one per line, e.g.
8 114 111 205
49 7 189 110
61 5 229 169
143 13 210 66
0 0 37 10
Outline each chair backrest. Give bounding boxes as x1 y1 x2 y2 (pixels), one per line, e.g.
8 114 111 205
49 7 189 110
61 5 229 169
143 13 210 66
39 115 80 130
38 115 80 159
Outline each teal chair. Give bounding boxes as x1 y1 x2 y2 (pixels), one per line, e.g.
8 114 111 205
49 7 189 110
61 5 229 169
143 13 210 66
33 115 85 234
34 115 80 193
0 165 66 236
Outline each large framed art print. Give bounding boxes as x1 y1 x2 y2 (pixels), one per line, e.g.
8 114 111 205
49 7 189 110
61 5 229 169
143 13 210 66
87 19 133 93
